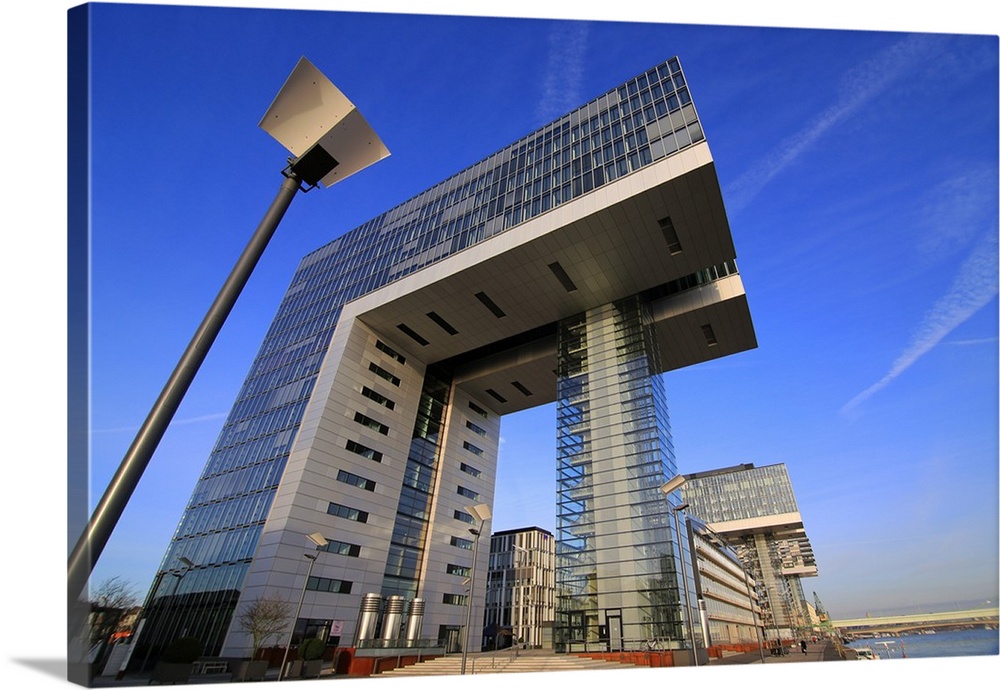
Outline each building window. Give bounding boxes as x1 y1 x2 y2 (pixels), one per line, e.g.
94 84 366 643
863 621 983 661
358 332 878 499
327 502 369 523
354 411 389 435
460 462 481 478
337 469 376 492
306 576 353 594
451 536 473 550
346 439 383 463
361 386 396 410
465 420 487 436
319 539 362 558
375 339 406 365
369 362 401 387
447 563 470 577
701 323 718 346
457 486 479 500
454 509 475 524
443 593 468 606
462 441 484 456
469 401 489 418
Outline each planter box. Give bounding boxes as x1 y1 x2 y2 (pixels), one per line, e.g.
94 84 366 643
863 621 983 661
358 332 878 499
284 659 302 679
150 661 193 684
301 659 323 678
233 659 268 682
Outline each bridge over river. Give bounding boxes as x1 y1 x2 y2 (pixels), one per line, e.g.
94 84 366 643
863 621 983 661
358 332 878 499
832 607 998 638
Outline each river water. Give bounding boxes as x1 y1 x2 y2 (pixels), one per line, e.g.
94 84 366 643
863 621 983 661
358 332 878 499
848 628 998 659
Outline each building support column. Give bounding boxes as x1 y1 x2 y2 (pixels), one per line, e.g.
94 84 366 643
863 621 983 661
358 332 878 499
553 296 695 653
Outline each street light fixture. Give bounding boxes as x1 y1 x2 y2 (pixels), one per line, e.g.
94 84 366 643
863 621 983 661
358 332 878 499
280 532 330 681
461 503 492 675
137 556 197 673
68 56 389 607
659 477 699 667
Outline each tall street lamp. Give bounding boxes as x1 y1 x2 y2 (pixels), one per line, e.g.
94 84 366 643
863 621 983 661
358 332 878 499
461 503 492 675
138 556 196 674
68 56 390 608
659 476 699 667
279 532 329 681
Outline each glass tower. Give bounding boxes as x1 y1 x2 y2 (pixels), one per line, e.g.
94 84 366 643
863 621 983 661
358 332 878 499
554 296 695 652
133 56 754 663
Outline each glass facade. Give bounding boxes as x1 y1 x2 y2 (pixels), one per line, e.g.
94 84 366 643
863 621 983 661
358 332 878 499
682 463 800 522
136 55 716 659
382 369 451 599
553 296 695 652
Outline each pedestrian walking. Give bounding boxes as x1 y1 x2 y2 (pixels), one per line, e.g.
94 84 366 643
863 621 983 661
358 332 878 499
800 640 807 654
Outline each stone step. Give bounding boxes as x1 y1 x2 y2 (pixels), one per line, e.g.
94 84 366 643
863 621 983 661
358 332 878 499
380 653 635 676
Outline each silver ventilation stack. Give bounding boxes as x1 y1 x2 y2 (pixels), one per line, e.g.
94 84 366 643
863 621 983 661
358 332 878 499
381 595 406 644
355 593 382 644
405 598 425 645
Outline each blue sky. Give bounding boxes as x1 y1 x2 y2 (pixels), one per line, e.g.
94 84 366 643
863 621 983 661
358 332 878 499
2 1 998 687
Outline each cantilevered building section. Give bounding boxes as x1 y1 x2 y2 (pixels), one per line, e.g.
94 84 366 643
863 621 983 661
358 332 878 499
135 56 756 663
681 463 817 640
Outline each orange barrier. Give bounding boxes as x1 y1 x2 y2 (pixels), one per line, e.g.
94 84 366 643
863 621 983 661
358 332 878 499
574 651 675 667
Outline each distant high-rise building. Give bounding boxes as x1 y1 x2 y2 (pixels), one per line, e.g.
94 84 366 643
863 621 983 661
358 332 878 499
682 463 817 639
135 56 756 662
484 527 556 649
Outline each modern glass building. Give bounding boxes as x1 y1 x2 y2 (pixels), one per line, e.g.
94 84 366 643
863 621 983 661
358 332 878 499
133 56 756 664
682 463 817 641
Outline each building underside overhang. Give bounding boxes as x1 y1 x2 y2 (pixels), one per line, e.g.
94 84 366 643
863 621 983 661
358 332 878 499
346 143 757 414
707 512 819 577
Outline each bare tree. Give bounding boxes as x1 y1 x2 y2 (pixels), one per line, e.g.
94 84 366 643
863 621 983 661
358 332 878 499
236 593 292 658
89 577 140 647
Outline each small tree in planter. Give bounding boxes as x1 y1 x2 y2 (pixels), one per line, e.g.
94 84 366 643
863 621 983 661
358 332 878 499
151 636 203 684
234 594 291 681
299 637 326 678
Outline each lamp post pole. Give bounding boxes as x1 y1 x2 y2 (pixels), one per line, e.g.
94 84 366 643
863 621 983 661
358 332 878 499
672 505 699 666
280 533 329 681
68 173 301 608
461 504 492 675
68 56 389 614
659 476 699 667
138 557 195 674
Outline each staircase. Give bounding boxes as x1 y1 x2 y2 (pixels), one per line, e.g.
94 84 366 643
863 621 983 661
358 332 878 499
378 650 635 676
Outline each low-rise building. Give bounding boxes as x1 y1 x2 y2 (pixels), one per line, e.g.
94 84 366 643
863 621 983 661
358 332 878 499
484 527 556 649
685 516 763 653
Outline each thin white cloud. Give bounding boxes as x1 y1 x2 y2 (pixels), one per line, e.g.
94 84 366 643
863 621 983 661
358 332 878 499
916 169 995 258
841 229 999 415
727 34 938 213
92 412 227 434
534 22 590 124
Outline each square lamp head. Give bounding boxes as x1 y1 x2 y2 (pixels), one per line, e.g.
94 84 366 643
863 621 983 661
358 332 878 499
260 57 390 188
464 503 492 523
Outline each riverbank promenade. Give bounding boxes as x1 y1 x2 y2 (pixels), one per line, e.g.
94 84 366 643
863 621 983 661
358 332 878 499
709 639 841 665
